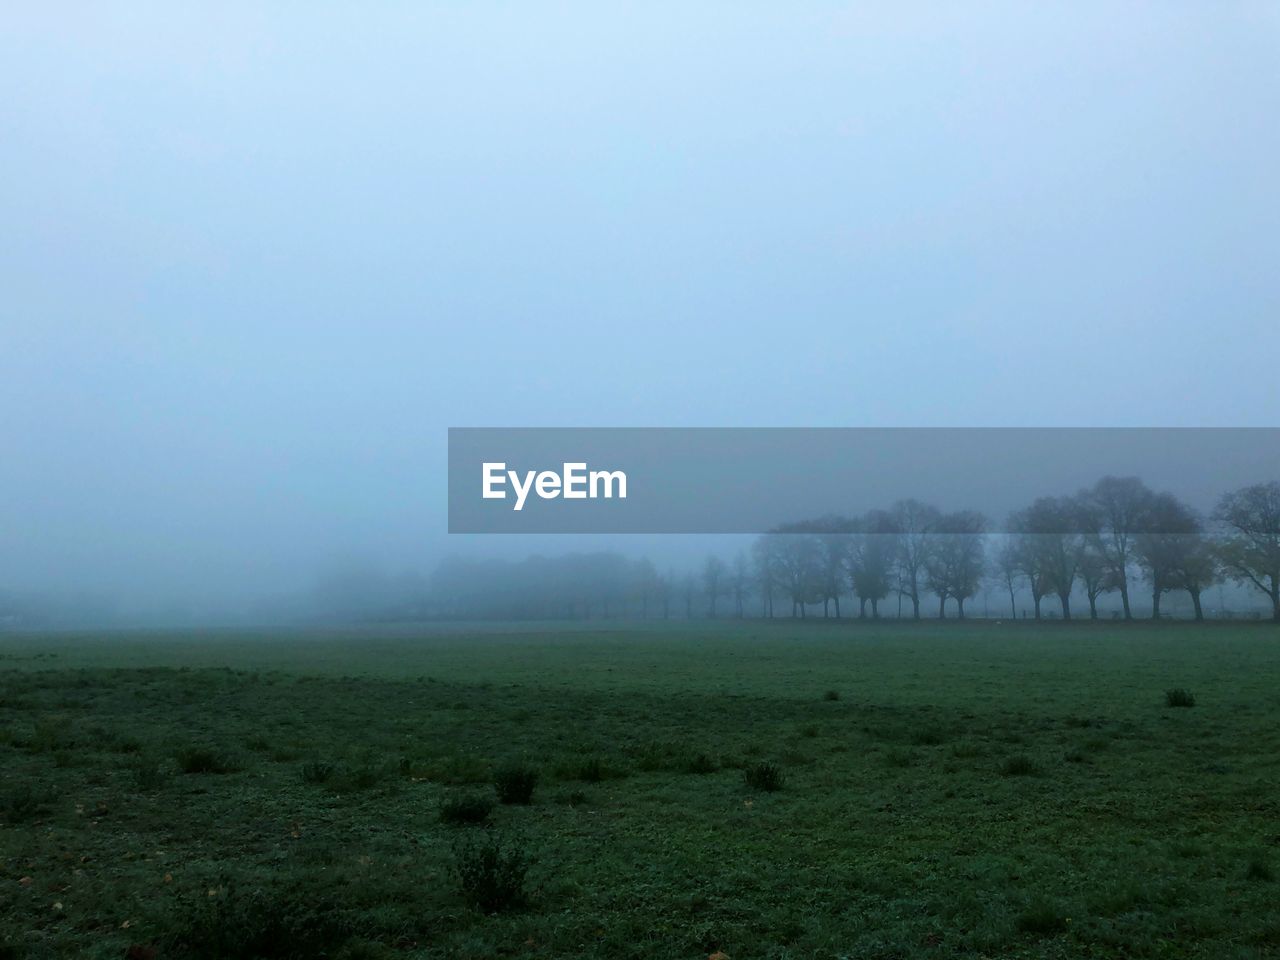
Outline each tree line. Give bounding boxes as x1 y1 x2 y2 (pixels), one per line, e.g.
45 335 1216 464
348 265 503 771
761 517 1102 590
428 478 1280 623
751 477 1279 623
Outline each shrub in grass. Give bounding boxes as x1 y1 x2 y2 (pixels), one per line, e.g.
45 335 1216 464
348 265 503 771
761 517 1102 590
1016 896 1068 935
884 748 916 768
742 760 784 792
301 761 335 785
1001 754 1040 777
911 726 946 746
175 746 238 775
494 763 538 804
1246 857 1274 882
684 752 717 774
440 794 494 825
1165 688 1196 708
131 757 170 791
822 690 840 702
170 880 353 959
339 763 383 791
1 784 48 823
557 756 605 782
452 832 530 913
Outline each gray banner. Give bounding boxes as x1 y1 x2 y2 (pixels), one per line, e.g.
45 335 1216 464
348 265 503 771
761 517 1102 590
448 427 1280 534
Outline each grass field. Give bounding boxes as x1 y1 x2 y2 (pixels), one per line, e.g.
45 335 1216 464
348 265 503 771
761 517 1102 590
2 620 1279 959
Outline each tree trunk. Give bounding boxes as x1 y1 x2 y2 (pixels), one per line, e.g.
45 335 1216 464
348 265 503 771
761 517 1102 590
1120 581 1132 620
1033 595 1042 620
957 597 966 619
938 595 947 619
1059 592 1071 620
859 597 867 619
871 597 880 619
1190 588 1203 622
911 595 920 619
1088 594 1098 619
1007 588 1016 618
834 595 841 619
1151 588 1161 620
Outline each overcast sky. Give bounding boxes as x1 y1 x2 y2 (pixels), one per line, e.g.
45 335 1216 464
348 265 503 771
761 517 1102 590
2 4 1278 612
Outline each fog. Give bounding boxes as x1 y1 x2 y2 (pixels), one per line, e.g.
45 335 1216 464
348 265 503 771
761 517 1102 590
2 5 1278 625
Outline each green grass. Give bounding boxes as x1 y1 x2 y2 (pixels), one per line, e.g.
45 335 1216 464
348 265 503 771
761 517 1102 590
2 619 1279 958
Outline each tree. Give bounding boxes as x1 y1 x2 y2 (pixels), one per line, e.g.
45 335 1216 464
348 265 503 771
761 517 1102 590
891 499 941 620
1214 481 1280 622
1134 493 1200 619
766 526 829 618
1172 533 1220 622
925 511 986 618
750 538 778 617
657 569 673 619
850 509 897 618
1078 476 1154 620
681 574 697 619
702 556 727 618
994 539 1023 617
1009 497 1084 619
729 552 750 618
635 558 659 618
1076 542 1112 620
813 515 855 618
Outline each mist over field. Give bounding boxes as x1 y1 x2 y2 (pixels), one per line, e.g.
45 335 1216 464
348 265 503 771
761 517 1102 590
3 4 1279 627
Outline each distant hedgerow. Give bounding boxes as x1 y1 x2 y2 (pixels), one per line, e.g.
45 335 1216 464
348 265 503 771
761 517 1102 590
440 794 494 825
743 760 784 792
1165 688 1196 708
452 832 530 913
494 763 538 805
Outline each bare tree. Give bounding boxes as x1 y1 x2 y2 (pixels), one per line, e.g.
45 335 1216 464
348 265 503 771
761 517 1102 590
814 516 855 618
925 511 986 618
681 574 697 619
1134 493 1200 619
994 539 1023 617
702 556 727 618
1076 542 1112 620
1172 532 1220 622
750 538 777 617
1079 476 1154 620
891 499 940 620
1214 481 1280 621
850 509 897 618
657 569 673 619
729 552 750 618
1009 497 1083 619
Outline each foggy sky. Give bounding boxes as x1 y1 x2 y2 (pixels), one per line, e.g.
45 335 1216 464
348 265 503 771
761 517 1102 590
2 4 1278 617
